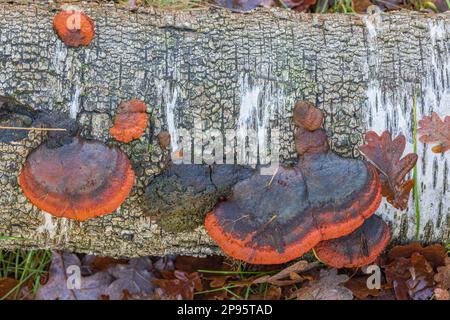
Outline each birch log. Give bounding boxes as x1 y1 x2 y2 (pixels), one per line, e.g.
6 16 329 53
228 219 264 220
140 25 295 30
0 2 449 258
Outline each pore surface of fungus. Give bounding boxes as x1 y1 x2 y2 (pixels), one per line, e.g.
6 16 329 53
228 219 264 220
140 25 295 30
19 137 134 221
110 99 148 143
53 10 95 47
314 215 391 268
205 102 382 264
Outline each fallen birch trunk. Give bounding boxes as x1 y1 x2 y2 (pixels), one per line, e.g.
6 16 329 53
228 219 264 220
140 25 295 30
0 2 448 257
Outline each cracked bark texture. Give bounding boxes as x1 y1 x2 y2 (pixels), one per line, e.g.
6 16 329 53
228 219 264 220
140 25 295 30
0 2 449 258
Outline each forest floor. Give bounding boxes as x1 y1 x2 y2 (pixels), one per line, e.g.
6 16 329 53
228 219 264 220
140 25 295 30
125 0 449 14
0 242 449 300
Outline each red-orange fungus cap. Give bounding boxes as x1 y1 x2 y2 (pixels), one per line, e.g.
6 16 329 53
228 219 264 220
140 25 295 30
19 137 135 221
314 215 390 268
110 99 148 143
53 10 95 47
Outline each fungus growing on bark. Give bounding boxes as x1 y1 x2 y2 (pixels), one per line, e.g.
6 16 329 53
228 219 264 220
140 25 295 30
19 137 134 221
293 101 324 131
314 215 391 268
110 99 148 143
157 131 171 149
205 101 382 264
53 10 95 47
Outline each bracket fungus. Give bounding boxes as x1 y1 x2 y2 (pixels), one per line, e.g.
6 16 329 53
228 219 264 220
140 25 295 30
19 137 135 221
314 215 391 268
110 99 148 143
205 102 383 265
53 10 95 47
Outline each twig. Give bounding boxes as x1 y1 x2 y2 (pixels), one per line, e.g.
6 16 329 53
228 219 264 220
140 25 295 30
0 126 66 132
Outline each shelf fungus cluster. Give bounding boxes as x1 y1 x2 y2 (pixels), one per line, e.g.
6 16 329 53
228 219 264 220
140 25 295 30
18 117 135 221
205 101 392 268
53 9 95 47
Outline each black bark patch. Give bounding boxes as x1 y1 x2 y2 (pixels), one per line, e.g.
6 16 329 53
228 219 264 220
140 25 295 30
33 112 79 149
0 96 36 142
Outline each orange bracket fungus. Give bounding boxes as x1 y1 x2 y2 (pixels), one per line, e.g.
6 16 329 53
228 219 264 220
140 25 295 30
110 99 148 143
205 101 383 265
314 215 391 268
19 136 135 221
53 9 95 47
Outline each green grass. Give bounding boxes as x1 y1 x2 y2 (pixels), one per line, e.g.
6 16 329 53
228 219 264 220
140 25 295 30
412 94 421 240
0 249 52 300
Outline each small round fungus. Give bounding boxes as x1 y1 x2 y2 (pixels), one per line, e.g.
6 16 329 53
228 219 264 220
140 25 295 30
110 99 148 143
293 101 324 131
19 137 134 221
157 131 171 149
53 10 95 47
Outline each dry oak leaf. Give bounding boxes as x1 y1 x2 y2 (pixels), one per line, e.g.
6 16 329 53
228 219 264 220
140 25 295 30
36 252 155 300
153 271 202 300
388 243 447 269
0 278 20 300
434 288 449 300
418 112 450 153
359 131 418 210
344 276 381 300
293 269 353 300
253 260 318 286
434 257 450 290
384 252 435 300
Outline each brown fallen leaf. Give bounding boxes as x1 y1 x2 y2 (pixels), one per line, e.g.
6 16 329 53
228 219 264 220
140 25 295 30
153 271 203 300
253 260 318 286
292 269 353 300
175 255 226 273
207 275 232 288
36 252 155 300
353 0 373 12
359 131 418 210
418 112 450 153
384 252 435 300
0 278 20 300
434 257 450 290
388 243 447 268
344 276 381 300
434 288 450 300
